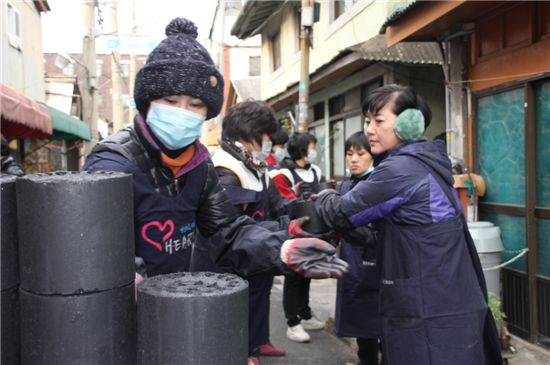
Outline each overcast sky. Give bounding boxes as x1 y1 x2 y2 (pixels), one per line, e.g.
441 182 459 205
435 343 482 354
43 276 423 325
42 0 218 54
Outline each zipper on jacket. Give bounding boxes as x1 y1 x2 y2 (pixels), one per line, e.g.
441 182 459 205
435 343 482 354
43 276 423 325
174 178 179 194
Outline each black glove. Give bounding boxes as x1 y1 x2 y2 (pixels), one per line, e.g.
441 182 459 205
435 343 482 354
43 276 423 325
288 216 337 242
280 237 349 279
310 188 337 201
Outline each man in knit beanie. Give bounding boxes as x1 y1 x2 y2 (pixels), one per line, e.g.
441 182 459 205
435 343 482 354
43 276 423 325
84 17 349 365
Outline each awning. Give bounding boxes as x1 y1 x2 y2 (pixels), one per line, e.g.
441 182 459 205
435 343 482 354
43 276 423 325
231 0 285 39
39 103 91 141
265 34 443 112
351 35 443 65
1 83 52 139
379 0 506 47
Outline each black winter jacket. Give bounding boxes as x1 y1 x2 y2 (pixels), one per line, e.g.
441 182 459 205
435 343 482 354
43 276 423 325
84 116 287 277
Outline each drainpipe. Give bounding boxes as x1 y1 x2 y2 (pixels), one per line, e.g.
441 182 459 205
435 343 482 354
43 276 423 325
441 40 452 157
440 26 475 159
466 86 473 172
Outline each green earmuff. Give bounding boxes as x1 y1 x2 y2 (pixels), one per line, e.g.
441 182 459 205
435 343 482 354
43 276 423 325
395 108 425 141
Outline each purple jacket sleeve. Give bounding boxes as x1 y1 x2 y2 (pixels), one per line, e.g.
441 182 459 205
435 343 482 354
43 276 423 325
313 159 414 239
339 161 412 228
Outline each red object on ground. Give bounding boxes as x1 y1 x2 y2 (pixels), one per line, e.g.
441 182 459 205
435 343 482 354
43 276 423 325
258 342 286 356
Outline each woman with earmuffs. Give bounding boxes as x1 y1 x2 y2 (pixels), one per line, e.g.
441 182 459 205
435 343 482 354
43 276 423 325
289 84 503 364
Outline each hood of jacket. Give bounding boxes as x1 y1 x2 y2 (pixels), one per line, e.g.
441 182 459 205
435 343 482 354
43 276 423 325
384 140 453 186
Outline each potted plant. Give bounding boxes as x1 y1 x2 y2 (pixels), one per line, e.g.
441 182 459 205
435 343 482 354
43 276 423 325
488 291 506 326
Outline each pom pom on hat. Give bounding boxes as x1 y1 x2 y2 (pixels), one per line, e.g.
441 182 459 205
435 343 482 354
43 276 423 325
134 17 223 120
395 108 425 141
165 17 198 38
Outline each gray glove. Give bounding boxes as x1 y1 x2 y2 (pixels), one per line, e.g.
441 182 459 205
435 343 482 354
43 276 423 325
280 237 349 279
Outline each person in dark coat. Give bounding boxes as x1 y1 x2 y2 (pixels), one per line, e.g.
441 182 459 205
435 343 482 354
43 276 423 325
83 17 348 308
334 131 381 365
291 84 503 364
271 133 328 343
191 100 291 364
1 136 24 177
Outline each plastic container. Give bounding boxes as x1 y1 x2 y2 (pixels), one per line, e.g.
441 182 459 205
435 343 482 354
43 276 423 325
467 221 504 298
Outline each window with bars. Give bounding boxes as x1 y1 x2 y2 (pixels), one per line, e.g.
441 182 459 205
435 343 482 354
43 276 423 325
329 94 345 116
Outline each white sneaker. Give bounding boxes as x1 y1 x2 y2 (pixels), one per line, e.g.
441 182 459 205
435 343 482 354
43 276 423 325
286 324 311 342
301 316 325 330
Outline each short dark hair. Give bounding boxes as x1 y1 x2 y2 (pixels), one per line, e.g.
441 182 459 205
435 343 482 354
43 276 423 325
287 132 317 161
345 131 371 155
270 127 289 146
222 100 278 145
361 84 432 129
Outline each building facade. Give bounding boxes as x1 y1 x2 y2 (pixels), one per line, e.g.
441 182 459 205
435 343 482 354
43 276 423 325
43 52 146 140
232 0 447 179
1 0 55 172
204 0 262 148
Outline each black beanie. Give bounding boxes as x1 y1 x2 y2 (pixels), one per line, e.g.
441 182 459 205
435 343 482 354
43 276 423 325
134 18 224 120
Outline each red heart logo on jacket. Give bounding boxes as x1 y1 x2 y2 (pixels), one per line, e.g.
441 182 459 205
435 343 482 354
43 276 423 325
141 220 175 252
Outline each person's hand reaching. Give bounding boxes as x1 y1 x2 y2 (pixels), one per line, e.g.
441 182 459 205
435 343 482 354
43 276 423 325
288 216 314 237
280 237 349 279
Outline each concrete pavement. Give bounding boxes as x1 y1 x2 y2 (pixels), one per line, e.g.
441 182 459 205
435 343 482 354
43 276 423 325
262 276 550 365
262 277 357 365
503 334 550 365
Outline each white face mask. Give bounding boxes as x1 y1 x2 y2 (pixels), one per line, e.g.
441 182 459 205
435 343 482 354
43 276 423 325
252 141 272 163
305 149 318 164
273 147 287 163
146 102 206 150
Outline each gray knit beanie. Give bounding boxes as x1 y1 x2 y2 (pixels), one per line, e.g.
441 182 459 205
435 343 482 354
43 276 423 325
134 17 224 120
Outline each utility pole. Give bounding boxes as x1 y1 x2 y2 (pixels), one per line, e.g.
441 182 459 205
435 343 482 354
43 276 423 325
82 0 98 158
110 0 124 132
298 0 313 133
128 0 137 123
